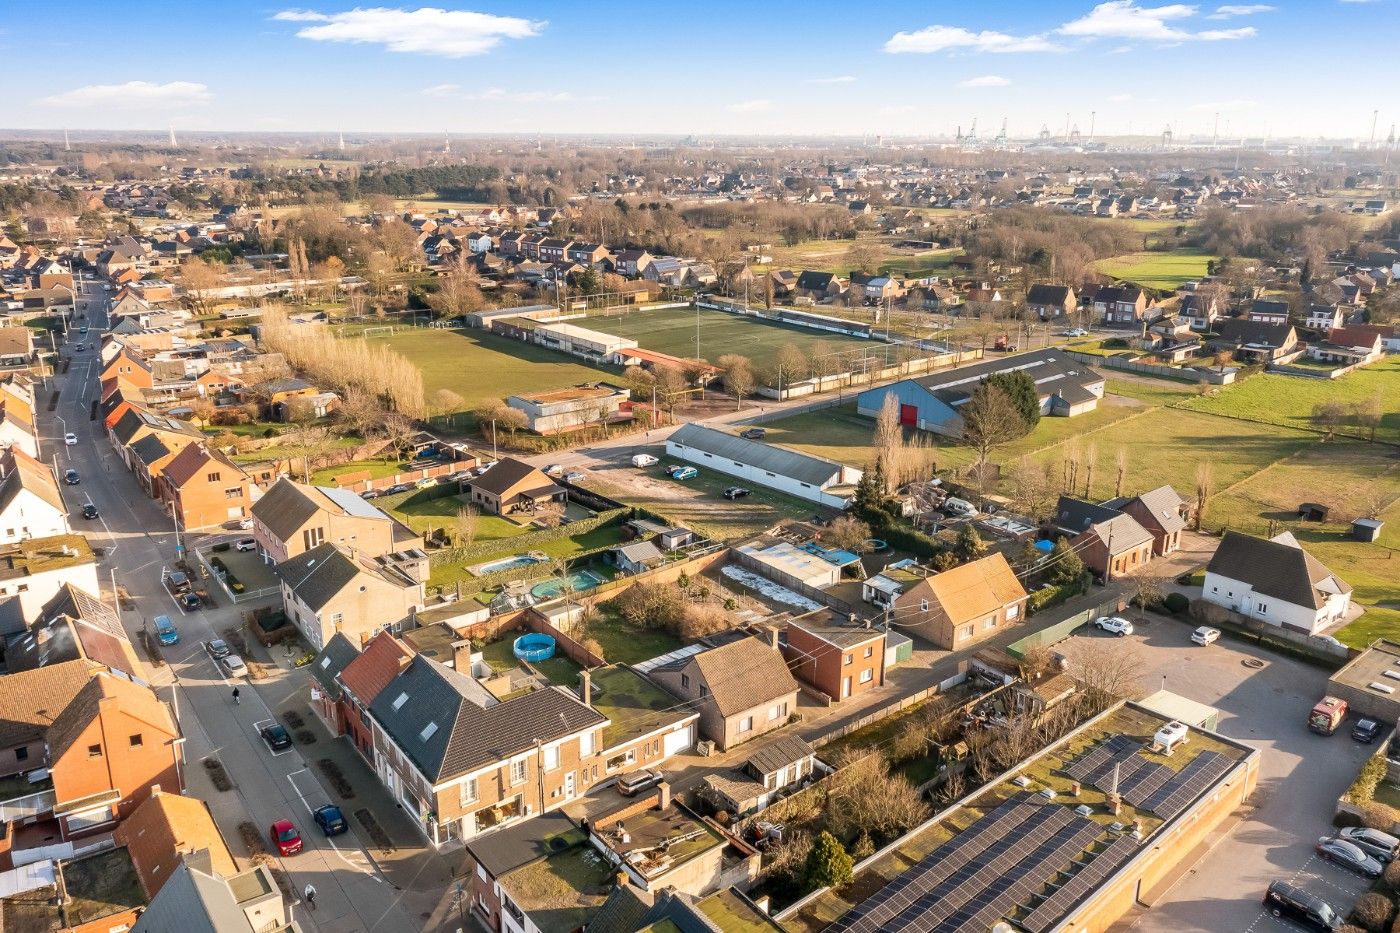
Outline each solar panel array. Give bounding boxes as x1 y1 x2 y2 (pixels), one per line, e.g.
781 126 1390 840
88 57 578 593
1063 735 1141 785
826 793 1137 933
1065 738 1235 820
1139 751 1232 820
1019 835 1141 933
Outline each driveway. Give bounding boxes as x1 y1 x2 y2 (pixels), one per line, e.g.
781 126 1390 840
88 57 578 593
1057 617 1376 932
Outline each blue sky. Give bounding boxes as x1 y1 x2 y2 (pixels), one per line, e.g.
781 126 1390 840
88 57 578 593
3 1 1395 139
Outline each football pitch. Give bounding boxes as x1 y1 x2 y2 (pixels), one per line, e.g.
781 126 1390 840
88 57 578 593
591 307 873 368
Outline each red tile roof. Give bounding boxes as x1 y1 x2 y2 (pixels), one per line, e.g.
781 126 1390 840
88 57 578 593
339 631 413 704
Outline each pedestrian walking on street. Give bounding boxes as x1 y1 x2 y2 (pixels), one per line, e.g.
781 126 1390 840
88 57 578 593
304 884 317 909
231 687 240 705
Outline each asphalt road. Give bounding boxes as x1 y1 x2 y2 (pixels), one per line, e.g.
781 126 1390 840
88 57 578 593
49 280 419 932
1059 618 1376 932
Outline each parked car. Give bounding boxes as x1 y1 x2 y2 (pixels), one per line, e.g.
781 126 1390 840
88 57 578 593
617 769 664 798
313 805 348 836
270 819 303 856
446 471 472 482
1315 837 1382 877
1190 626 1220 646
723 487 751 500
153 615 179 646
235 538 257 552
64 469 79 485
942 497 977 517
64 433 78 446
260 723 293 752
1339 827 1400 862
384 483 413 495
1061 328 1090 337
237 519 254 530
81 503 98 520
360 488 382 499
1263 880 1342 931
415 477 437 489
740 427 767 440
565 471 586 483
544 464 564 477
670 466 698 481
1352 717 1383 744
1093 616 1135 637
206 638 231 659
631 454 658 468
178 592 202 612
221 654 248 677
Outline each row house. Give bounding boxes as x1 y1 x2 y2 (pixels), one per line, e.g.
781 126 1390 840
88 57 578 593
1093 285 1149 325
158 442 261 532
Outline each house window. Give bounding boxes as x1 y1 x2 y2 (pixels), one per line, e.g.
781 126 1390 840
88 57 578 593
700 684 709 698
225 487 242 499
391 692 409 711
15 747 27 762
844 654 853 666
206 472 221 483
681 674 689 689
303 527 325 550
984 617 996 630
738 716 754 734
88 744 103 758
510 759 527 785
578 732 593 758
460 778 478 806
860 669 874 684
864 646 874 658
1007 604 1020 620
961 625 974 639
329 612 344 630
769 702 788 721
129 734 143 748
543 745 559 771
1258 604 1267 614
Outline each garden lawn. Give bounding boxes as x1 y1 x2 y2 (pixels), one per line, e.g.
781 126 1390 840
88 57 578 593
426 523 629 590
1206 440 1400 646
310 458 408 485
594 307 871 370
1175 355 1400 444
1093 247 1217 290
387 493 526 541
365 327 611 421
586 609 685 667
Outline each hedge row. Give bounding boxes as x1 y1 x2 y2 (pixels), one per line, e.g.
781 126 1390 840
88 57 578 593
1026 573 1091 615
429 507 628 568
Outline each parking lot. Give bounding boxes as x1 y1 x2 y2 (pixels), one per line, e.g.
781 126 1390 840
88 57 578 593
1059 615 1378 931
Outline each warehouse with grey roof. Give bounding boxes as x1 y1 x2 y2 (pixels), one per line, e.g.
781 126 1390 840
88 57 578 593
665 423 862 508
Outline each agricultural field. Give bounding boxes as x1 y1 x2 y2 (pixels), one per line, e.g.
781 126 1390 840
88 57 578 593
366 326 609 418
1177 354 1400 444
594 307 873 370
1094 247 1217 290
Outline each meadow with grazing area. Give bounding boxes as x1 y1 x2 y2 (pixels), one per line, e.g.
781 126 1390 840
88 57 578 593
593 307 873 369
1094 247 1217 290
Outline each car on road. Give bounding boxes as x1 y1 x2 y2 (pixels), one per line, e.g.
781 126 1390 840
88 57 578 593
1338 827 1400 862
1263 881 1343 931
206 638 231 659
270 819 303 856
260 723 293 752
1093 616 1135 637
235 538 257 552
1191 626 1220 646
1314 837 1382 878
74 343 86 352
64 433 78 445
313 805 348 836
564 471 586 483
153 615 179 646
631 454 658 468
722 487 751 500
220 654 248 678
64 469 79 485
617 769 665 798
1352 717 1383 744
81 503 98 520
1061 328 1090 337
359 488 382 499
178 591 202 612
740 427 767 440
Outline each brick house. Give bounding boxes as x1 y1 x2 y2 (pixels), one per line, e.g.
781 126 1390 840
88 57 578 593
0 659 101 779
1054 496 1155 581
251 477 423 564
894 553 1029 650
1093 285 1149 325
114 790 238 898
159 443 261 532
1026 284 1077 320
1100 485 1187 557
649 634 800 751
782 612 886 702
276 542 425 651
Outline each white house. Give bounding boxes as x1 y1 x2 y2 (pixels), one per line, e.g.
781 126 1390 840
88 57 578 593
0 534 100 620
665 423 862 508
0 448 70 544
1203 530 1353 635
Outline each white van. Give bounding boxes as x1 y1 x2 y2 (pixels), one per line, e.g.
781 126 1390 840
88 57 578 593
942 497 977 517
631 454 659 468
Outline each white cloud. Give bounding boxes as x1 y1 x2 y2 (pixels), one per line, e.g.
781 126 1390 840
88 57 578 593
1189 98 1257 110
274 7 544 58
1107 92 1133 101
727 99 773 113
421 83 461 97
1208 4 1275 17
1058 2 1256 41
460 88 602 102
959 75 1012 87
39 80 212 109
884 25 1062 54
806 75 856 84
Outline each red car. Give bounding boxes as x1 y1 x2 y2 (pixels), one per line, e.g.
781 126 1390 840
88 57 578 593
270 819 303 856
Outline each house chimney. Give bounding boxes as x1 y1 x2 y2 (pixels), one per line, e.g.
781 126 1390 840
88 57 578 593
578 669 592 707
768 627 780 650
656 780 671 811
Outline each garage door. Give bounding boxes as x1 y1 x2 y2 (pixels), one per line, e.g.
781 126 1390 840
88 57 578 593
900 404 918 427
664 724 695 757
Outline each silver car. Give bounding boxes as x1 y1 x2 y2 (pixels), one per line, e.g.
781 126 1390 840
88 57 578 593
1315 836 1383 878
1339 827 1400 862
221 654 248 678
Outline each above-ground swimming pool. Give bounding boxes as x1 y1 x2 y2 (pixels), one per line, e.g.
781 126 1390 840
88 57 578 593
530 570 605 601
1034 539 1055 553
865 538 889 552
470 553 547 577
513 633 557 662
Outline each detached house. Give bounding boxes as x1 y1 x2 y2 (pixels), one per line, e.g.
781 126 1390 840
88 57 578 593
464 458 564 517
1026 284 1077 320
250 477 423 564
0 447 70 544
276 542 426 651
782 611 886 702
1053 495 1154 581
648 634 799 751
1179 293 1221 332
1093 285 1149 325
1210 319 1298 363
894 553 1028 650
1204 531 1353 635
159 443 261 532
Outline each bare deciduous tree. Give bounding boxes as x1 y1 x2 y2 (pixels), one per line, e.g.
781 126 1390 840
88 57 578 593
715 354 754 409
1194 462 1213 531
961 382 1027 485
824 515 872 553
1071 639 1147 715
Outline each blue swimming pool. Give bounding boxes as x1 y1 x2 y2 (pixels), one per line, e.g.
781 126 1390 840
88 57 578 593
530 570 605 601
471 553 546 577
513 633 557 663
1034 539 1055 553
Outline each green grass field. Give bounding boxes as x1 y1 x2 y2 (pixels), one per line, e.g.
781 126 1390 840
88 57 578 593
369 326 610 417
1177 355 1400 444
592 307 873 369
1094 247 1217 290
386 492 527 540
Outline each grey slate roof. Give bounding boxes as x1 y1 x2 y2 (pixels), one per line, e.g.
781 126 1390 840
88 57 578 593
370 656 605 783
745 734 814 777
1055 496 1153 550
1026 284 1073 306
1207 530 1351 610
907 349 1104 409
1215 318 1294 349
130 433 172 466
309 632 361 701
133 863 278 933
668 423 846 488
276 543 363 611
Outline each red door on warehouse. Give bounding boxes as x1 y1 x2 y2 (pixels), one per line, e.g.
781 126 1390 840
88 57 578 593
900 404 917 427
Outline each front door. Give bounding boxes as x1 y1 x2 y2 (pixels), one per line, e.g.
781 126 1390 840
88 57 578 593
842 676 852 699
564 771 576 801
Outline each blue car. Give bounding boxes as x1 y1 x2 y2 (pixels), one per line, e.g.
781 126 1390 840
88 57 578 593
313 804 348 836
